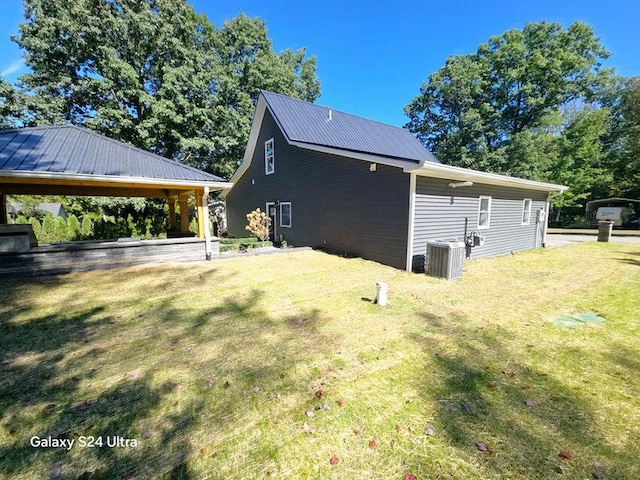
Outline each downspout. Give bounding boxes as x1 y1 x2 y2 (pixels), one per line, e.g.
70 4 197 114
405 173 417 272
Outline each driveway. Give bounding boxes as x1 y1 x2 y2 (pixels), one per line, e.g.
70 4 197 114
546 233 640 248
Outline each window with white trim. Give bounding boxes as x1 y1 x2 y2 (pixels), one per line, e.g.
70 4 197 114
265 138 274 175
478 196 491 229
522 198 532 225
280 202 291 228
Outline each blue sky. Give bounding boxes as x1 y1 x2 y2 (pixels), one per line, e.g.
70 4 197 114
1 0 639 127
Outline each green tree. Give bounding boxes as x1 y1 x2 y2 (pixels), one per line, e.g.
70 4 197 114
41 215 55 243
405 21 611 175
0 76 19 128
545 108 611 220
80 215 93 239
603 77 640 199
13 1 320 177
66 214 81 240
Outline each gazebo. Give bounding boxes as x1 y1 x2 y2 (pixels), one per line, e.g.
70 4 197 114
0 125 231 274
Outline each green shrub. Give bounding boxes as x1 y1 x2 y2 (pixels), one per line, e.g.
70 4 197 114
219 241 273 253
66 214 81 240
80 216 93 239
53 216 68 242
220 237 260 245
40 215 55 244
29 218 42 239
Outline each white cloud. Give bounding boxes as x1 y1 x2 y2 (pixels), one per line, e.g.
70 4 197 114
1 59 25 78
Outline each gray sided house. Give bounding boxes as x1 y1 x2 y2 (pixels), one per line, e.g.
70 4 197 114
224 91 567 271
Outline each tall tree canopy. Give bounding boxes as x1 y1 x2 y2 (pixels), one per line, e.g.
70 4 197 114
0 76 20 128
405 21 611 175
12 0 320 178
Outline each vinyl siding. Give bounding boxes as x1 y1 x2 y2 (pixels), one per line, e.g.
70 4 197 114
226 110 411 270
411 177 547 271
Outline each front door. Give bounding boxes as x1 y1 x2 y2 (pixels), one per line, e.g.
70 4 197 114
266 202 276 242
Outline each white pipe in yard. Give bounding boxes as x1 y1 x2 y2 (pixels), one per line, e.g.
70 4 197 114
375 281 388 307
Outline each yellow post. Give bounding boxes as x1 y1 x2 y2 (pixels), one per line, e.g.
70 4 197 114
168 197 176 229
196 192 205 239
179 196 189 233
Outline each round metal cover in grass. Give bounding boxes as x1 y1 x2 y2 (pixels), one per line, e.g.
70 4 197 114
552 313 607 327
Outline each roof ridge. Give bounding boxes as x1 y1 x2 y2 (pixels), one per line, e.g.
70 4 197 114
260 90 411 131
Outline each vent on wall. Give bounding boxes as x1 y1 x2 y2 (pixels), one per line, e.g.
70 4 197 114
426 241 465 280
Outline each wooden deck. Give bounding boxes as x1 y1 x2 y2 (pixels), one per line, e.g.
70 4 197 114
0 237 219 277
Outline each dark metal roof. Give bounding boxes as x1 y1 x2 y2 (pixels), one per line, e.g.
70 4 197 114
0 125 225 183
261 90 440 164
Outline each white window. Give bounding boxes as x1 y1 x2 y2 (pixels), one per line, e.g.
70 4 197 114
280 202 291 228
265 138 274 175
478 196 491 229
522 198 532 225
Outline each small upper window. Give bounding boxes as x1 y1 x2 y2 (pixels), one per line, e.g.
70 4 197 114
265 138 274 175
522 198 532 225
280 202 291 228
478 196 491 229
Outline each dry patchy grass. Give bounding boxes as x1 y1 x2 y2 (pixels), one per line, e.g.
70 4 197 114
0 242 638 479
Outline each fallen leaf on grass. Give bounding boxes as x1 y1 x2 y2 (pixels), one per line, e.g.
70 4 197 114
206 377 216 388
337 398 345 407
518 467 527 474
559 450 573 460
404 475 417 480
395 424 402 433
353 428 362 435
302 422 315 434
252 386 261 393
305 410 315 418
554 466 564 474
199 447 205 454
314 404 322 411
524 400 537 407
223 381 230 389
425 426 435 436
476 442 492 453
461 404 473 415
521 384 531 390
75 401 90 411
43 403 56 414
329 456 339 465
505 371 516 378
368 439 377 449
487 381 497 388
315 390 323 398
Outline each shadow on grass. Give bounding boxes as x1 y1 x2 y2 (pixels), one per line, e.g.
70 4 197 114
0 270 339 479
617 250 640 266
411 311 632 479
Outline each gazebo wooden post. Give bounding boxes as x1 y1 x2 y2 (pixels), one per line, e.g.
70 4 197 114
168 197 177 229
0 193 7 224
195 190 205 239
179 195 189 233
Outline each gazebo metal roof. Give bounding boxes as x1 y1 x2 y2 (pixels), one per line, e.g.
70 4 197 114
0 125 229 197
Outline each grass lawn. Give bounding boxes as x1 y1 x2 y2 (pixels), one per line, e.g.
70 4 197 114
1 243 639 479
